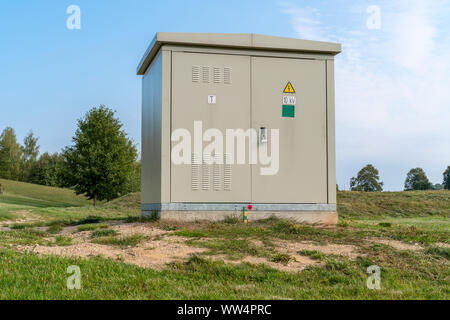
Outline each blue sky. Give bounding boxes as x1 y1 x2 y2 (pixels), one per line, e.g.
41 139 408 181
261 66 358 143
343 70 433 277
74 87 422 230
1 0 449 190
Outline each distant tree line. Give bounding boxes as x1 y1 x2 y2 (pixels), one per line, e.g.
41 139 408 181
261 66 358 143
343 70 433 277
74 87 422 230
349 164 450 192
0 106 141 205
0 127 56 185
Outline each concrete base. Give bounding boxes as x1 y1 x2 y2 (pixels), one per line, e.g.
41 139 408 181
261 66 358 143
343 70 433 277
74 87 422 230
142 210 338 225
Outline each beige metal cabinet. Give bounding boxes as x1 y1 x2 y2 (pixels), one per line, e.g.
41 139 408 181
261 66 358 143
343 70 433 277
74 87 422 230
137 33 341 224
251 57 328 204
171 52 252 203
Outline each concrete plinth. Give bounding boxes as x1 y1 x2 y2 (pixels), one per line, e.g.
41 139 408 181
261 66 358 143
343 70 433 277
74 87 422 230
142 203 338 225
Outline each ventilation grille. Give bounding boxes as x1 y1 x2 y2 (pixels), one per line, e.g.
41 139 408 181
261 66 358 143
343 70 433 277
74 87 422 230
202 153 211 191
192 66 231 85
224 153 232 191
224 67 232 84
213 67 221 84
191 153 200 191
192 66 200 83
213 153 222 191
202 66 210 83
190 153 231 192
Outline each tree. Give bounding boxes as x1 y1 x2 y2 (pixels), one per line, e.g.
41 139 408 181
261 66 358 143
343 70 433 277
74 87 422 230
0 142 10 179
433 184 443 191
30 152 62 187
443 166 450 190
0 127 22 180
404 168 433 191
350 164 384 192
61 106 138 206
21 131 40 182
123 160 141 194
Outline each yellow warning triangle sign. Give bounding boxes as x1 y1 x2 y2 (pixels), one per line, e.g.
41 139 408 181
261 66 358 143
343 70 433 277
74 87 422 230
283 82 296 93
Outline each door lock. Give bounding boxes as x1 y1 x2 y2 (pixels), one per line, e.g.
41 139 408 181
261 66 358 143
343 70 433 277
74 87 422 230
259 127 268 144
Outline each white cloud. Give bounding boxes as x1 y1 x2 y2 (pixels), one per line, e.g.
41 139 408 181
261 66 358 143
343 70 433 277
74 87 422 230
279 4 329 41
280 0 450 190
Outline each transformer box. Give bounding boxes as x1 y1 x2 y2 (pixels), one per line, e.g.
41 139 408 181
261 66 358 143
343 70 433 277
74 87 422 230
137 33 341 224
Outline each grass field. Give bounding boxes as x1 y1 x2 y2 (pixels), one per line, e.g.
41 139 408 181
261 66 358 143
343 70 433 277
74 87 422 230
0 179 138 222
0 179 448 300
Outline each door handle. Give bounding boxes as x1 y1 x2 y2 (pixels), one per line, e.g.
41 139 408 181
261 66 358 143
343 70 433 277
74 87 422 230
259 127 268 144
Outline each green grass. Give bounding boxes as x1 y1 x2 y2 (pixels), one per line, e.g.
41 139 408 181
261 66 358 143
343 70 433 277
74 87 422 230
0 179 91 207
0 248 448 300
298 250 327 261
0 194 72 208
270 253 293 265
175 217 449 246
76 216 105 225
0 179 140 223
354 216 450 232
0 181 448 299
53 236 72 246
26 197 139 223
425 246 450 260
338 190 450 218
77 224 109 232
48 224 63 234
90 229 118 238
10 223 36 230
0 230 48 246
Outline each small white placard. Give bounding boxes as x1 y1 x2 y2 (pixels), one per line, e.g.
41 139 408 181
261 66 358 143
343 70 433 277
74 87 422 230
283 96 296 105
208 95 217 104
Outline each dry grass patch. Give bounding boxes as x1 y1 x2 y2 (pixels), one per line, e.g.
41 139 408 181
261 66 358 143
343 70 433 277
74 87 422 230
192 238 364 273
15 222 206 270
367 238 423 251
435 243 450 249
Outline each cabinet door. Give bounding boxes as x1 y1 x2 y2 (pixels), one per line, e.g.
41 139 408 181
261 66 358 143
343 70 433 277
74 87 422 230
171 52 251 203
251 57 328 204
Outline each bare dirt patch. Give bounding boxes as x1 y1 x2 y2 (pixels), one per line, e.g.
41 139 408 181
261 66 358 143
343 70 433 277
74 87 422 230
368 238 423 251
206 239 362 273
0 216 39 231
16 223 206 270
270 240 362 260
9 222 384 273
11 222 364 273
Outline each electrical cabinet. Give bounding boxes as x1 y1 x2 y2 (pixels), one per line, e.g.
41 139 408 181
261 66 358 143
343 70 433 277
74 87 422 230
138 33 341 224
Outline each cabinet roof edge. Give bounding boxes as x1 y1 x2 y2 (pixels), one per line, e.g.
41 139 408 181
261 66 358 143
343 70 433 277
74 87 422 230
136 32 342 75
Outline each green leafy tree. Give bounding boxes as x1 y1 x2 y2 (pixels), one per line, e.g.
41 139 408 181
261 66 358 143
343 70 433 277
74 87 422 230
21 131 40 182
30 152 62 186
0 127 22 180
350 164 384 192
443 166 450 190
0 142 10 179
404 168 433 191
61 106 138 206
123 160 141 193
